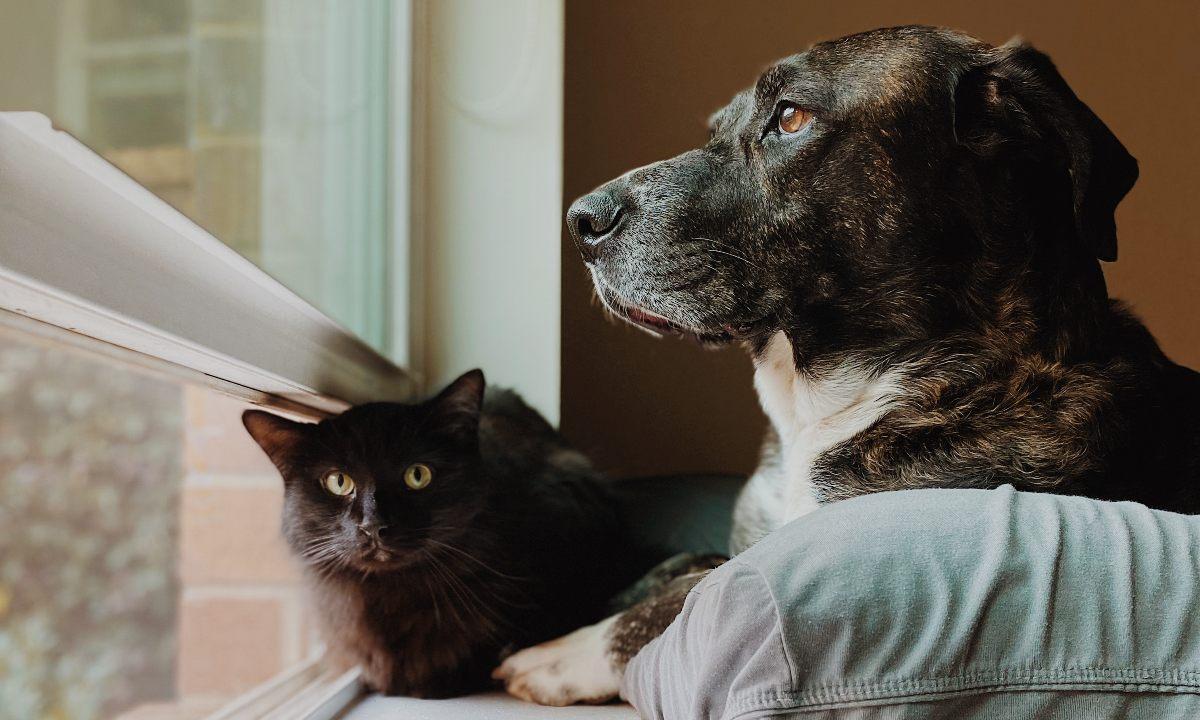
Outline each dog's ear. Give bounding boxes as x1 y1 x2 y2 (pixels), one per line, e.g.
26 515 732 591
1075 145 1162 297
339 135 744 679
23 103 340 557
953 38 1137 262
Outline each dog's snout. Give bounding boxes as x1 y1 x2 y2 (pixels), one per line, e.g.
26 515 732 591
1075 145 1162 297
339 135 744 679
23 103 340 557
567 191 624 263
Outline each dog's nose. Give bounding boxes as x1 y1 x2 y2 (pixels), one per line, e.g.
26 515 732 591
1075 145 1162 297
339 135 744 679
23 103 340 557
566 191 624 263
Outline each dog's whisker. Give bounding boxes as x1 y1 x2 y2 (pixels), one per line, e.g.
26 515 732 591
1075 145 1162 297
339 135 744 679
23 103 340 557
705 247 762 270
691 237 763 271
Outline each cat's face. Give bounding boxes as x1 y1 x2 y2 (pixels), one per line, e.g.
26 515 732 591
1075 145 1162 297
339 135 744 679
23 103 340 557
243 370 488 575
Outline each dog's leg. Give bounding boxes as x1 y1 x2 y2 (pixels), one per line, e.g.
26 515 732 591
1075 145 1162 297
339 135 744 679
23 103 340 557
608 552 726 611
494 559 720 705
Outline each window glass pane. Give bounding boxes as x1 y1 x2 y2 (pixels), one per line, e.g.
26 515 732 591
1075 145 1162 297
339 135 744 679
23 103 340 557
0 323 317 719
0 0 395 354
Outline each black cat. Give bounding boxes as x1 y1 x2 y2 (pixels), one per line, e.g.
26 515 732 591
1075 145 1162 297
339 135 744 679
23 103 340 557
242 370 638 697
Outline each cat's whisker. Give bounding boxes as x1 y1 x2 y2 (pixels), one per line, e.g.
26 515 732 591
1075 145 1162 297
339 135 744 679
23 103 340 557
434 550 538 612
300 543 346 565
425 539 527 582
298 537 343 560
427 561 463 628
298 539 335 551
430 553 516 639
300 546 340 560
425 555 478 632
299 537 357 578
417 552 446 628
450 559 530 621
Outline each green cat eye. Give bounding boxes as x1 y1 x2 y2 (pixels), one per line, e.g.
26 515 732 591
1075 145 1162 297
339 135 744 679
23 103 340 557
404 463 433 490
323 471 355 497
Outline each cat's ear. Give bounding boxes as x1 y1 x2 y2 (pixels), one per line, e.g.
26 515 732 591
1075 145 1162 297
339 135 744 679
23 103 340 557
242 409 311 473
429 369 485 436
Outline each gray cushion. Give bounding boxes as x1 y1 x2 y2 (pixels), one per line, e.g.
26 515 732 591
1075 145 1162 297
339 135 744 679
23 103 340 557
622 485 1200 719
615 474 745 559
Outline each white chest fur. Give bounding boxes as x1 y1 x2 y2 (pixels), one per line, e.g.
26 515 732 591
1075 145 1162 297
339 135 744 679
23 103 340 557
751 332 904 525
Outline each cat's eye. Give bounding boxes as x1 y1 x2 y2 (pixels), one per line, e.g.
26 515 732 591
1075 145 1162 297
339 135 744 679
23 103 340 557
777 102 813 135
404 463 433 490
322 471 355 497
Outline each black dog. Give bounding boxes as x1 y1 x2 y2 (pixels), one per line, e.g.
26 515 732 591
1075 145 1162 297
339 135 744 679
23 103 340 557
496 26 1200 705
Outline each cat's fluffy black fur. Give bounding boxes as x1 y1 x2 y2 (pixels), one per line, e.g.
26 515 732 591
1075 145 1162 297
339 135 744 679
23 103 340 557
242 370 638 697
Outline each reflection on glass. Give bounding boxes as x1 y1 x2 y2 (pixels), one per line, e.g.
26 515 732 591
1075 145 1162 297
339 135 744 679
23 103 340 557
0 0 394 353
0 324 314 719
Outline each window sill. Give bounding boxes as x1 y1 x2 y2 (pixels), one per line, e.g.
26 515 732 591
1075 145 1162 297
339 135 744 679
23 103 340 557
341 692 637 719
205 661 363 720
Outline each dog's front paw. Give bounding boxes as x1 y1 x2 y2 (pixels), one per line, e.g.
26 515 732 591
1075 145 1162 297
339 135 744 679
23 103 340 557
493 615 621 706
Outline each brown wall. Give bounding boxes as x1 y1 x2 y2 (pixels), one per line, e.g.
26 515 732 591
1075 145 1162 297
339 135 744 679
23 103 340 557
561 0 1200 479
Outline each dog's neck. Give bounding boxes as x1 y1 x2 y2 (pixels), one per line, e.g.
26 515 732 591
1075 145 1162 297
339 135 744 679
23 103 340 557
957 198 1116 363
753 331 906 521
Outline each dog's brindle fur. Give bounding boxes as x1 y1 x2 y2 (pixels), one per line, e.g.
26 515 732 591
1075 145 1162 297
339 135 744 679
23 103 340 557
496 26 1200 705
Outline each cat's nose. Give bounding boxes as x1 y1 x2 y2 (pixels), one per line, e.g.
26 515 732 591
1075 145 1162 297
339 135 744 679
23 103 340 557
356 522 389 540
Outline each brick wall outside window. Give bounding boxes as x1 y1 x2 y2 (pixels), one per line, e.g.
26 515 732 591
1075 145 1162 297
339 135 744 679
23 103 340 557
172 387 317 705
0 330 322 720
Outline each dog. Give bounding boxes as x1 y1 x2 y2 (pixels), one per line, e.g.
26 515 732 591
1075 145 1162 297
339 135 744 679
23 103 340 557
494 25 1200 705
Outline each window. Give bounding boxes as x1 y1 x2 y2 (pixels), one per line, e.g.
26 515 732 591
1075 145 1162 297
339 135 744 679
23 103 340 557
0 0 398 355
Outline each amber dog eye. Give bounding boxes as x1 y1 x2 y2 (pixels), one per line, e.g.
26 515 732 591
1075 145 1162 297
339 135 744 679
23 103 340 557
777 102 813 134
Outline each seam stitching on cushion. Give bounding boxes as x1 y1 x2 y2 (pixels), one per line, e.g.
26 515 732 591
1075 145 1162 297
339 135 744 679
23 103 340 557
725 682 1200 720
722 667 1200 716
732 557 800 694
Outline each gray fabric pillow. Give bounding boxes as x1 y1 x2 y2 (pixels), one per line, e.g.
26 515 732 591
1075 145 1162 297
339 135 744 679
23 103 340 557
622 485 1200 719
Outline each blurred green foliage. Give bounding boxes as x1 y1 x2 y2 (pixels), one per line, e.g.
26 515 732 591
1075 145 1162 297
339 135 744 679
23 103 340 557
0 334 183 720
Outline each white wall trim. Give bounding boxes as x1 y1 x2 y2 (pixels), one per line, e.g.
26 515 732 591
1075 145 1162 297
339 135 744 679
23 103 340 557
392 0 425 382
0 112 413 414
414 0 563 421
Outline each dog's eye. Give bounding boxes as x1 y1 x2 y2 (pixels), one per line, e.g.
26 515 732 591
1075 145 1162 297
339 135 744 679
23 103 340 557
777 102 813 135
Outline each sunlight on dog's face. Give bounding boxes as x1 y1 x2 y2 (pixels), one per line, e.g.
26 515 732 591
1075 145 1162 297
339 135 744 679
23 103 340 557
568 28 991 350
567 25 1134 364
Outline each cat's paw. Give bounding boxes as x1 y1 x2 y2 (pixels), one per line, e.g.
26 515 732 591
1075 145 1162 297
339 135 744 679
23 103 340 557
493 615 620 706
